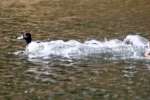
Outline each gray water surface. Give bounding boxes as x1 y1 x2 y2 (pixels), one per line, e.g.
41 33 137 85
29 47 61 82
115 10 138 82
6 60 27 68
0 0 150 100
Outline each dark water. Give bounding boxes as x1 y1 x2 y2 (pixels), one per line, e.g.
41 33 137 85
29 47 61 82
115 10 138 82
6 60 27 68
0 0 150 99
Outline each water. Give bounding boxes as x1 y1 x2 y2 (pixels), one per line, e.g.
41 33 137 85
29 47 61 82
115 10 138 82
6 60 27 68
0 0 150 100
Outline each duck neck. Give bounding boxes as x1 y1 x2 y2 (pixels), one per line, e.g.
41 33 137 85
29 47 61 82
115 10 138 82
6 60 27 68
25 38 32 44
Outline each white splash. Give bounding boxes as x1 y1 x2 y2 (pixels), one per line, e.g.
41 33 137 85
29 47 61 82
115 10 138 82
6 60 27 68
15 35 150 59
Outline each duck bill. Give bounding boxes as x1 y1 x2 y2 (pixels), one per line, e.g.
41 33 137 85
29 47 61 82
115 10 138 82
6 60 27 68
17 35 24 40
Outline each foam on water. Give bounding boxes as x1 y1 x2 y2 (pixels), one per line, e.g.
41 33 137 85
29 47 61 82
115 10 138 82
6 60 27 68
15 35 150 60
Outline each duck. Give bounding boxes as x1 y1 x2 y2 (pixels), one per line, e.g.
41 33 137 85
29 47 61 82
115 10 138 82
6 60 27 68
17 32 50 58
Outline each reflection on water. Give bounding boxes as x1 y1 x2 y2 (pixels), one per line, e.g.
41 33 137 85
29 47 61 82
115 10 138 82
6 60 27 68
1 53 150 99
0 0 150 99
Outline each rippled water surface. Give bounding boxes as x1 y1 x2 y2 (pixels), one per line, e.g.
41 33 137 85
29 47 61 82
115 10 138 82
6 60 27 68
0 0 150 100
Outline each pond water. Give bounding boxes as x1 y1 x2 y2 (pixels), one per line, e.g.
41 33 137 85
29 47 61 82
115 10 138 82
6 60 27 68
0 0 150 100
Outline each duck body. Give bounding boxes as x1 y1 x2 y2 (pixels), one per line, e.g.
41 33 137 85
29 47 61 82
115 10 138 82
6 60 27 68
25 40 63 58
25 41 45 56
24 40 82 58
